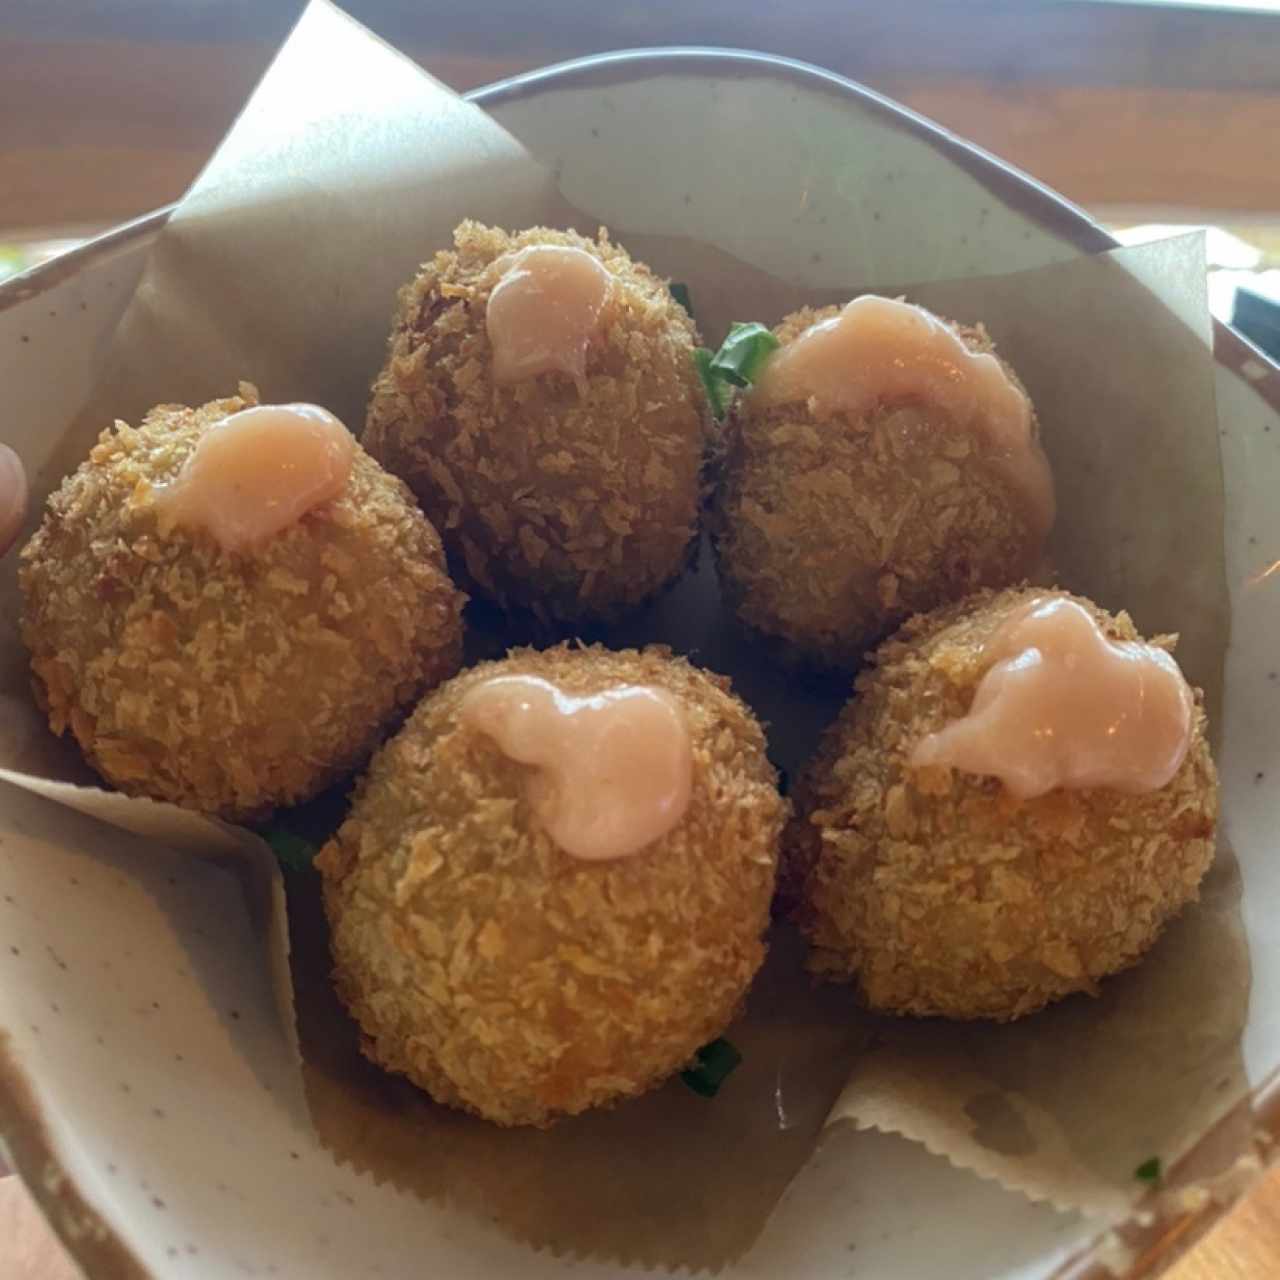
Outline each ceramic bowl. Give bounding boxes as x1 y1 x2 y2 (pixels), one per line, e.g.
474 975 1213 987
3 48 1280 1280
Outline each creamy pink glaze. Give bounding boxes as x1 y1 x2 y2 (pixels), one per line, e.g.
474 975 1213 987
0 443 29 556
485 245 614 386
460 674 693 861
911 597 1194 798
753 295 1055 540
152 404 355 553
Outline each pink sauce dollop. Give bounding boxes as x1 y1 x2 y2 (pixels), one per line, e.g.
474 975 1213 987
152 403 355 553
753 295 1055 540
485 245 614 386
911 596 1194 798
460 674 694 861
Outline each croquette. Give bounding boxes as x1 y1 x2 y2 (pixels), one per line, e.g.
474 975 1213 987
787 586 1218 1021
711 302 1051 669
364 221 709 624
19 387 465 821
316 644 786 1126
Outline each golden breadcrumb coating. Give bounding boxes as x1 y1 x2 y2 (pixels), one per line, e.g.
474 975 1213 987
364 221 709 624
788 586 1218 1021
19 388 465 821
711 306 1046 669
317 644 786 1126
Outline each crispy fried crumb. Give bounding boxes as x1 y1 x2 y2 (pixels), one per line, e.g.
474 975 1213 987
19 390 465 820
317 644 786 1126
787 586 1218 1021
364 221 710 624
710 305 1045 669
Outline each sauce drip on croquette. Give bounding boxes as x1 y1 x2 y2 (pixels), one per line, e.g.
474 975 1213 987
753 295 1055 542
911 596 1193 798
459 675 693 861
486 245 614 387
0 443 29 556
152 404 355 553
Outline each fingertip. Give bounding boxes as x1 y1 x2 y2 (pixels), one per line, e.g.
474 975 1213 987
0 442 29 556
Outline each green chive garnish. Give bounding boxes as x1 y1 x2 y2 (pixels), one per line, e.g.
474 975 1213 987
692 321 781 420
263 827 319 873
1134 1156 1162 1185
669 281 694 319
681 1037 743 1098
694 347 732 420
708 322 780 388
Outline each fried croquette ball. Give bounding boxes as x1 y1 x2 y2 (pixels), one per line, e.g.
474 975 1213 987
711 298 1052 669
788 586 1217 1021
19 388 465 821
316 644 786 1126
364 221 709 624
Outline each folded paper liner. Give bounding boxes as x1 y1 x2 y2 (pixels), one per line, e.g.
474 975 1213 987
0 0 1248 1269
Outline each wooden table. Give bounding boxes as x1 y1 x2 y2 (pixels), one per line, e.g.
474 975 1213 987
4 0 1280 233
3 2 1279 1275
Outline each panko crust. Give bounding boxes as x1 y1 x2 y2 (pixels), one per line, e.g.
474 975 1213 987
788 586 1218 1021
19 388 465 821
711 306 1046 669
364 221 710 624
317 644 786 1127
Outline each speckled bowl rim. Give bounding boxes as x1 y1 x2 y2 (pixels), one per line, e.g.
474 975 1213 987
3 44 1279 1280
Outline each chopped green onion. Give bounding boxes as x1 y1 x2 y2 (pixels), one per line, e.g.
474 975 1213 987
1133 1156 1162 1185
263 827 319 873
708 322 780 389
692 322 781 419
694 347 732 420
669 281 694 319
681 1037 743 1098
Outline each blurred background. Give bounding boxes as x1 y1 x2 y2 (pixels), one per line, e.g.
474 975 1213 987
3 0 1279 345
